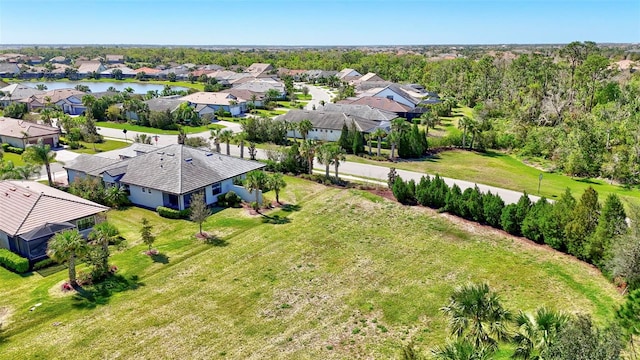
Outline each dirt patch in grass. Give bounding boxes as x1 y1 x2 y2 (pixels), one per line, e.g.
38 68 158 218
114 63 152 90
0 306 13 327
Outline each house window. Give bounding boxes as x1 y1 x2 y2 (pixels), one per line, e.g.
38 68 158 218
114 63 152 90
212 182 222 195
142 187 146 193
77 216 95 231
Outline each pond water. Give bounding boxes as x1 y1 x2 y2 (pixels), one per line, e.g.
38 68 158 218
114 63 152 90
30 81 190 94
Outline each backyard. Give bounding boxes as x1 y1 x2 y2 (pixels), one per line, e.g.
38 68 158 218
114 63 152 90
0 177 622 359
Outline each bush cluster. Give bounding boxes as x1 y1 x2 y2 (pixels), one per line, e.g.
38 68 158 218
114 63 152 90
0 249 29 273
1 143 24 154
217 191 242 208
156 206 190 219
32 258 56 270
391 174 627 272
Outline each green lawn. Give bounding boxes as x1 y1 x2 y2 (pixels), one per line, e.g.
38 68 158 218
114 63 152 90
347 149 640 205
70 139 130 155
295 93 312 100
96 122 225 135
254 109 287 118
0 177 622 359
1 152 25 166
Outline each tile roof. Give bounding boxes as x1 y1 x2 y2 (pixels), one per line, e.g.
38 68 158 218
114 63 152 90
109 144 265 194
77 61 104 74
134 67 162 75
34 88 85 104
0 117 60 139
0 83 45 101
180 92 245 106
275 110 384 133
0 180 108 236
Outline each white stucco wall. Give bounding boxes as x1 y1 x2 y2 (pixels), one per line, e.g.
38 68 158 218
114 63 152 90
128 185 165 209
66 169 86 184
373 88 416 108
0 231 9 250
288 129 341 142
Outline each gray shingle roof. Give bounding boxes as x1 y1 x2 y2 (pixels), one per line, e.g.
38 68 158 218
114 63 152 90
113 144 265 194
144 97 186 112
63 154 121 175
276 110 383 133
317 103 399 121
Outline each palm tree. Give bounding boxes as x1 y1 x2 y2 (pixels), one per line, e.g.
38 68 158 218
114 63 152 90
330 145 347 179
268 173 287 204
209 128 222 153
0 161 41 180
459 116 473 149
234 131 248 159
512 307 569 360
441 283 512 351
298 119 313 141
22 138 57 186
390 118 410 160
316 143 334 178
47 229 88 287
420 110 439 137
371 127 387 157
250 93 258 113
300 139 317 175
88 222 120 277
244 170 267 207
81 94 96 119
286 121 298 141
219 129 234 155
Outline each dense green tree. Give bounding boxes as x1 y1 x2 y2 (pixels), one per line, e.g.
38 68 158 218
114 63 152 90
189 191 210 236
548 314 622 360
87 222 120 278
565 187 600 259
482 191 505 228
587 194 627 267
501 204 519 235
521 197 552 244
140 218 155 251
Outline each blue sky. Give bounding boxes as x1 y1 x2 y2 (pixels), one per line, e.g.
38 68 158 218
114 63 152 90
1 0 638 45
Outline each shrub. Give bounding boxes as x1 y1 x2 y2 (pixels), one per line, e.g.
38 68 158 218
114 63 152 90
156 206 190 219
32 258 56 270
1 144 24 154
501 204 520 235
0 249 29 273
392 177 415 205
224 191 242 207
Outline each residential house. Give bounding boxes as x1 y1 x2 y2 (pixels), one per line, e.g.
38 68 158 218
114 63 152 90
101 66 137 79
317 103 400 122
234 78 286 98
0 63 21 78
246 63 274 77
134 67 162 78
0 116 61 148
305 70 338 81
77 61 107 77
0 83 45 106
180 92 247 117
220 88 266 108
359 84 425 109
30 88 86 115
349 72 384 86
0 180 108 261
28 56 44 65
105 54 125 64
338 96 422 120
65 144 266 210
49 56 69 64
336 68 362 80
276 110 389 142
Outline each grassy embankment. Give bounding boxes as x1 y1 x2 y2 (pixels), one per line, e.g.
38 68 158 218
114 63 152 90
0 177 622 359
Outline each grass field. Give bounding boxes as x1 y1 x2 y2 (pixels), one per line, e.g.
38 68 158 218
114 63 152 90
347 149 640 206
96 122 225 135
1 152 25 166
0 177 621 359
70 139 130 155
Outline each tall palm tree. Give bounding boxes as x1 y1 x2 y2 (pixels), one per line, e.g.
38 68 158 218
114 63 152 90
371 127 387 157
47 229 88 287
244 170 267 206
219 129 234 155
209 128 222 153
298 119 313 141
22 138 57 186
512 307 569 360
0 161 41 180
268 173 287 204
330 145 347 179
316 143 334 178
459 116 473 149
81 94 96 119
234 131 248 159
421 110 439 137
88 222 120 277
300 139 317 175
441 283 512 351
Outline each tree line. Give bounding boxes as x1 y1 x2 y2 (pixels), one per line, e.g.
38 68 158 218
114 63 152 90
390 172 639 291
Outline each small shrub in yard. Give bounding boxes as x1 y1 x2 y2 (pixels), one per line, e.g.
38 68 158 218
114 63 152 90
61 282 73 292
0 249 29 273
156 206 190 219
144 249 159 256
32 258 56 270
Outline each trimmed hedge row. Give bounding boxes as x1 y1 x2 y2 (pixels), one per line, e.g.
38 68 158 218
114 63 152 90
156 206 190 219
32 258 56 270
0 249 29 273
1 143 24 155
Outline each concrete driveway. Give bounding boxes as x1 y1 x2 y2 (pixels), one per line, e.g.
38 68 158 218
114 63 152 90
298 83 333 110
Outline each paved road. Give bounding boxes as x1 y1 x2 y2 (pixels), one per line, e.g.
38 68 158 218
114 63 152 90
300 83 333 110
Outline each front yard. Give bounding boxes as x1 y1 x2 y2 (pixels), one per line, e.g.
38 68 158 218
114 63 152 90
70 139 130 154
